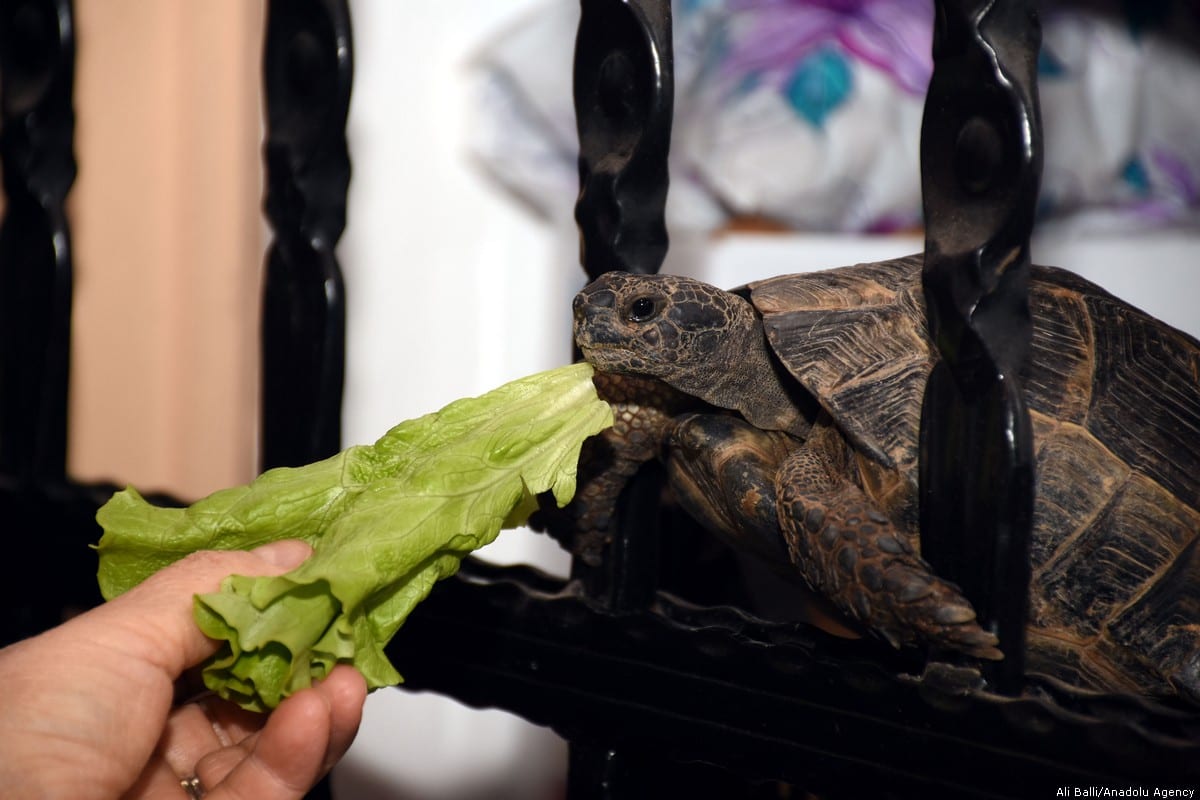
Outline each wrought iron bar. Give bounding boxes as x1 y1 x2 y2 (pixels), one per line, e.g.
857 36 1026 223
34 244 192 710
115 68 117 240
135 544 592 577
918 0 1043 693
570 0 674 616
260 0 352 470
393 557 1200 797
570 2 675 795
260 12 352 793
574 0 673 281
0 0 76 483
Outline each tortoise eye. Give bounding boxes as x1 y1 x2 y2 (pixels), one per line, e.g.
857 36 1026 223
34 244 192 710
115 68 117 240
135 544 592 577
627 296 660 322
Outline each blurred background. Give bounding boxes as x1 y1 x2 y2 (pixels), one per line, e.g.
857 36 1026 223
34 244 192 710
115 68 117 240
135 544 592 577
62 1 1199 797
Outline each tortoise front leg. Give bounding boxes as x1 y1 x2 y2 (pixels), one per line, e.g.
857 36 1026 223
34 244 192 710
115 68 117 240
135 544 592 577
663 413 866 636
662 412 797 565
777 420 1003 661
532 371 699 564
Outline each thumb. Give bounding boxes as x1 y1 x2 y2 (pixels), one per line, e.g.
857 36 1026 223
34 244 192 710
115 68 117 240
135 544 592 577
86 540 314 677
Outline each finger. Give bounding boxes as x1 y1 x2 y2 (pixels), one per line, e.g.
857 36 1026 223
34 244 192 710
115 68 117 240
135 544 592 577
192 732 255 790
204 696 274 745
124 756 184 799
202 667 367 798
207 685 335 799
314 665 368 772
84 540 313 677
158 696 269 779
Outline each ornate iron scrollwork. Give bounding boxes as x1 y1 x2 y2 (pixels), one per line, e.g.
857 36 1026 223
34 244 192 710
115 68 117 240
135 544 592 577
918 0 1043 693
260 0 352 470
569 2 675 794
570 0 675 618
574 0 673 281
0 0 76 483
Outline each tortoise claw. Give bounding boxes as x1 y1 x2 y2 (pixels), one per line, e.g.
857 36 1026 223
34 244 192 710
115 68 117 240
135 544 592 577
901 578 1003 661
845 526 1002 661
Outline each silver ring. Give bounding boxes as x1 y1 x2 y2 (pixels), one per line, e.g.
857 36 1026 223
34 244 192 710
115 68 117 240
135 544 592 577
180 775 205 799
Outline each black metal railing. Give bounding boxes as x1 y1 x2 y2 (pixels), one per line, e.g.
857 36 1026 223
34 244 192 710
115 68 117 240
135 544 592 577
260 0 352 472
260 4 352 798
917 0 1042 695
0 0 75 484
0 0 99 646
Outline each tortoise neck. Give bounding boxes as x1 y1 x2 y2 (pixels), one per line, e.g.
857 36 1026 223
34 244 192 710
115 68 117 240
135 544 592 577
694 326 813 438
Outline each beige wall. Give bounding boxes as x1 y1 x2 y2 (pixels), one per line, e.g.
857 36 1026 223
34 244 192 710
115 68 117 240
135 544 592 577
69 1 265 499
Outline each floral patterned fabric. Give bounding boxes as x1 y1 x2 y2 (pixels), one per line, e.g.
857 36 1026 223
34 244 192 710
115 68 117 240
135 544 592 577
470 0 1200 233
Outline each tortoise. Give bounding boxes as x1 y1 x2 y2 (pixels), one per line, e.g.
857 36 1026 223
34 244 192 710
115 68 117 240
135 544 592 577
556 254 1200 702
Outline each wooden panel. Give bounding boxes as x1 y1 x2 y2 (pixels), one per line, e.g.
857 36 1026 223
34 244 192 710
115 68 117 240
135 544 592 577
68 0 265 499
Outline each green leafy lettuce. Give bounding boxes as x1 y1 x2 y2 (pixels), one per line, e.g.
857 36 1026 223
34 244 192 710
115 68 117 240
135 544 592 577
95 362 611 711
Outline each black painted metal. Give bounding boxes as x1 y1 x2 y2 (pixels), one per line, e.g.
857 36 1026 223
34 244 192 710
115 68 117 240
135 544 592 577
261 6 351 798
0 0 91 649
573 0 673 281
569 0 674 617
394 558 1200 798
0 0 76 483
918 0 1042 693
570 3 675 794
260 0 352 470
0 478 174 646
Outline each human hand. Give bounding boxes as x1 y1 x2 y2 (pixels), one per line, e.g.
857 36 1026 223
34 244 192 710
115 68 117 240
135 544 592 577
0 540 368 800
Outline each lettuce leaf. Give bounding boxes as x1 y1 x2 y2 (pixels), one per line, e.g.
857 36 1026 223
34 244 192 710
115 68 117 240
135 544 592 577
95 363 612 711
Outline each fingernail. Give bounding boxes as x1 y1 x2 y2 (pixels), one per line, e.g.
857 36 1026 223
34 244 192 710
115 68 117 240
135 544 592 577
250 539 313 569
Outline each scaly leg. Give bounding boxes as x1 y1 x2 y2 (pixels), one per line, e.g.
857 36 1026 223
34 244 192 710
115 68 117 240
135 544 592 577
531 371 699 564
664 413 866 635
662 412 797 565
776 420 1003 660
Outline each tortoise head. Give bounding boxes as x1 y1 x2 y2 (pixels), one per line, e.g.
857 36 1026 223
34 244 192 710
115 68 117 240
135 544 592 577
573 271 764 407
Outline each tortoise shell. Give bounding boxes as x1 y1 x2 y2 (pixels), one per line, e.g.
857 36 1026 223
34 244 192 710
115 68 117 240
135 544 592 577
747 254 1200 693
